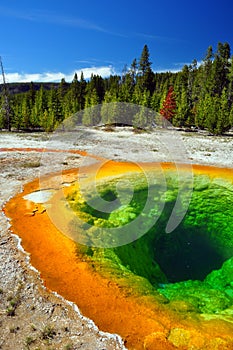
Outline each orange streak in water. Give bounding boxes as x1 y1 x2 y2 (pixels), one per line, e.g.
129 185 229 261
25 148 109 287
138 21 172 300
0 147 87 156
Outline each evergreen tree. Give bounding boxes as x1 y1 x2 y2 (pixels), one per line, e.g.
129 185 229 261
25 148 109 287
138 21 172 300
216 88 231 134
70 72 80 112
10 94 22 130
119 72 134 102
101 91 119 124
133 90 153 128
42 109 54 132
205 94 219 134
229 104 233 127
130 58 138 85
49 86 64 125
211 42 231 96
88 74 105 103
227 56 233 105
187 59 199 105
0 94 13 130
31 86 46 128
58 78 68 99
28 82 36 108
137 45 154 93
21 94 31 129
173 87 190 127
201 46 214 94
150 91 161 111
82 88 100 125
78 71 87 110
131 83 143 105
3 41 233 134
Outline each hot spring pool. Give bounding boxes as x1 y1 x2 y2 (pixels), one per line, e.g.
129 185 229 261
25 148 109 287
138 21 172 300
6 162 233 349
65 167 233 315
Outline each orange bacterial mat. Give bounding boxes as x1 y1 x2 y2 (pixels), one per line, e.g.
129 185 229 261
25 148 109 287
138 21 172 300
5 160 233 350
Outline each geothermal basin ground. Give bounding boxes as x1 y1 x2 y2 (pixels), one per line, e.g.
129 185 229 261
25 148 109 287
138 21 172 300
1 126 233 349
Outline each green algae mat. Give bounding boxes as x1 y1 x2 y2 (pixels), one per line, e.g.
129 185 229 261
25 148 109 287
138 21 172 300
65 168 233 316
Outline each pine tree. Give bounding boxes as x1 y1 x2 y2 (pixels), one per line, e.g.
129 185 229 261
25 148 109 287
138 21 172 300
42 109 54 132
201 46 214 94
48 86 64 126
0 94 13 129
195 97 204 129
31 86 47 128
82 88 100 125
3 42 233 134
130 58 138 85
28 82 36 108
137 45 154 93
229 104 233 127
87 74 105 103
216 88 231 134
132 84 143 105
133 90 153 128
205 94 219 134
211 42 231 96
150 91 161 111
174 87 189 127
58 78 68 99
78 71 86 110
101 90 119 124
119 65 136 103
21 94 31 129
227 56 233 106
70 73 80 112
9 95 20 130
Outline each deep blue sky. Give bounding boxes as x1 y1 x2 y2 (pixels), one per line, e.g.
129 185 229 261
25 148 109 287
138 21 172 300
0 0 232 82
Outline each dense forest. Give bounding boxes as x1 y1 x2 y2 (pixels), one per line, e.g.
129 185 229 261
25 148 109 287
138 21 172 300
1 42 233 135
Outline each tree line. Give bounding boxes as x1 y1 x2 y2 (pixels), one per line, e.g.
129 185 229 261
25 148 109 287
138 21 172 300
1 42 233 134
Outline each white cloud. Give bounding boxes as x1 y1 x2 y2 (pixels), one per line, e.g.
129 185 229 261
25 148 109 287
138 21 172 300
155 60 203 74
5 66 116 83
155 69 181 74
174 60 202 68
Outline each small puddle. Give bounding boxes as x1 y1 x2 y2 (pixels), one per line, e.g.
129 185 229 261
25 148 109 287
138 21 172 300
23 189 55 203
